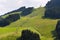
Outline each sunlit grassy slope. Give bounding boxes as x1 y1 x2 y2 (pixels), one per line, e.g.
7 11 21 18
0 7 58 40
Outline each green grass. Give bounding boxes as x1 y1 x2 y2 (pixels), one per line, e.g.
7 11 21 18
0 27 16 34
0 7 58 40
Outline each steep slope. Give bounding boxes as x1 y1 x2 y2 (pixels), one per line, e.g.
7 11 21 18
0 7 58 40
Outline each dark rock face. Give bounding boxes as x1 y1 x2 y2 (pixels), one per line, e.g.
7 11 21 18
46 0 60 8
44 0 60 19
56 20 60 39
17 30 40 40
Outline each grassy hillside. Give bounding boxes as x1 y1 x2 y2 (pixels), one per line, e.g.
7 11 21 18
0 7 58 40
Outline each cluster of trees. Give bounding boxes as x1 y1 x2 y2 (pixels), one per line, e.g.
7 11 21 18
5 6 34 16
21 7 34 16
17 30 40 40
0 6 34 27
0 14 20 27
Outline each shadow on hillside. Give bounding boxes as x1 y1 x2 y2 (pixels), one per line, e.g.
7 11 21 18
0 14 20 27
52 20 60 40
43 0 60 19
17 30 40 40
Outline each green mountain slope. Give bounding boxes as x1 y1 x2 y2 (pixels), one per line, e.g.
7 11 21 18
0 7 58 40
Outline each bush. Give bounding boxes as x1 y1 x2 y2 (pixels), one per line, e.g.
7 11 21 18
17 30 40 40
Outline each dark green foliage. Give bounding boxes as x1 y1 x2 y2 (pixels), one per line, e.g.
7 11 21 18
5 14 20 23
21 7 34 16
17 30 40 40
56 20 60 39
0 14 20 27
0 19 9 27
